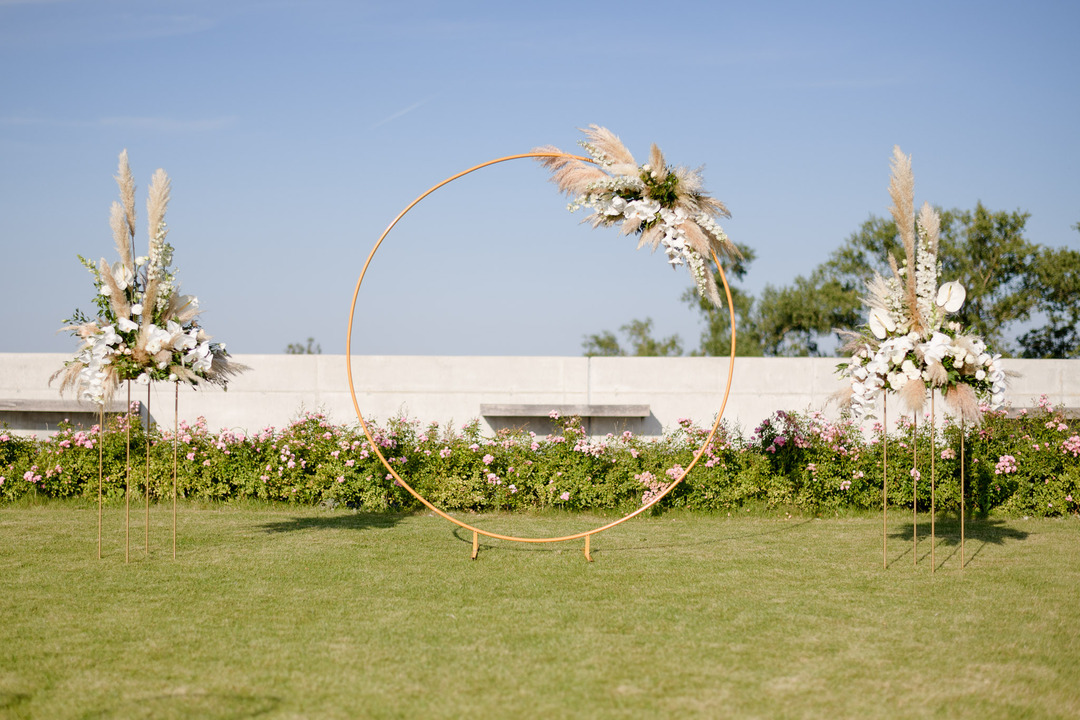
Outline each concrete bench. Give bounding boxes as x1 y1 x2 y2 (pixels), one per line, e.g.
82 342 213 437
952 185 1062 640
0 398 146 437
480 403 651 419
480 403 654 437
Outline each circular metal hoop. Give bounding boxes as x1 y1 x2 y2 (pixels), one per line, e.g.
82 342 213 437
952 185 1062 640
346 152 737 545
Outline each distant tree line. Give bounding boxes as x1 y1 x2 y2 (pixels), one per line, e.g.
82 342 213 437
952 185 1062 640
584 205 1080 359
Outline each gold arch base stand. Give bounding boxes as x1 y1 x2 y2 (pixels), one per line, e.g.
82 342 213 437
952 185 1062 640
347 152 738 560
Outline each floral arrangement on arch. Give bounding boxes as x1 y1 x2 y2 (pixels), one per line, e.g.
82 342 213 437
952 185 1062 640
52 151 245 405
534 125 739 307
838 146 1006 423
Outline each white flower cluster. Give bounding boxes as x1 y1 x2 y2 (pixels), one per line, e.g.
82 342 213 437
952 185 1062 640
839 147 1011 421
573 193 714 302
845 324 1006 418
71 295 220 404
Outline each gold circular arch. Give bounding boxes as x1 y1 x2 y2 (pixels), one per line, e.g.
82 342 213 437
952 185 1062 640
346 152 737 557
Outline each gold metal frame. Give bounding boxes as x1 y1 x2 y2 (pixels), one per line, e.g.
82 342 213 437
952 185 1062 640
890 391 967 573
882 395 888 568
346 152 738 560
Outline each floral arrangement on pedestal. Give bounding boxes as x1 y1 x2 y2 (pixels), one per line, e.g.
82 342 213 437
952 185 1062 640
52 151 245 405
838 146 1006 423
534 125 739 307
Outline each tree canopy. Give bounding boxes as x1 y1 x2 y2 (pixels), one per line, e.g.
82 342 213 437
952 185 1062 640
582 318 683 357
586 205 1080 358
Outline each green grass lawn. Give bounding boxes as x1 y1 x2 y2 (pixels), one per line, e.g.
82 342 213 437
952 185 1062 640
2 501 1078 719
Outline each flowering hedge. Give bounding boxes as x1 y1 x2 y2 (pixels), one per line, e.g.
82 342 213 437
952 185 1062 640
1 398 1077 516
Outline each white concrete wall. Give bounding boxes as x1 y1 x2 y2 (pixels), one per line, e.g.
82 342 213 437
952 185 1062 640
2 353 1077 438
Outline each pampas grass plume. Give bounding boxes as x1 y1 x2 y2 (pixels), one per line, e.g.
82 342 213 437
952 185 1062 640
115 150 136 241
945 384 980 425
899 377 926 413
146 168 171 241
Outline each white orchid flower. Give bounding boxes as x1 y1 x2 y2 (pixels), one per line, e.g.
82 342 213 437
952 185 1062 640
174 330 197 352
604 196 627 216
936 281 966 313
117 317 138 333
185 341 213 373
625 199 661 221
868 307 896 339
100 325 122 346
144 324 173 355
130 303 143 316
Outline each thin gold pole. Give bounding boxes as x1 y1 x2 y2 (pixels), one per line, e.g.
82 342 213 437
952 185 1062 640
961 417 966 571
125 381 131 564
98 403 104 560
883 395 888 569
930 394 936 574
913 411 918 566
471 531 479 560
584 533 593 562
173 382 178 560
145 384 151 555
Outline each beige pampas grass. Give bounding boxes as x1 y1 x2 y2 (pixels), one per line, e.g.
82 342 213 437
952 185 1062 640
110 202 132 272
49 362 83 397
536 125 739 306
863 272 893 312
899 377 927 413
830 385 855 410
836 329 870 357
581 124 636 169
888 146 919 329
945 384 981 425
146 168 171 243
98 258 130 320
925 361 949 386
115 150 136 245
680 221 711 259
918 202 940 257
210 353 250 384
532 146 609 197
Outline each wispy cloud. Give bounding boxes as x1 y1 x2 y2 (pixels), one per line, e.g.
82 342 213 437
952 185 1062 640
370 94 439 130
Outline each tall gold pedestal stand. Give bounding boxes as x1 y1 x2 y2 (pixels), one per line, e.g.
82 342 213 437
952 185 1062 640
347 152 738 560
882 396 888 569
912 413 918 565
125 381 131 563
960 418 966 571
98 404 104 560
173 382 178 559
930 394 936 574
144 384 151 555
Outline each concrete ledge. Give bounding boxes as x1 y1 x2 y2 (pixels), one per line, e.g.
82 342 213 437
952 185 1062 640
480 403 650 418
0 398 147 437
0 399 134 414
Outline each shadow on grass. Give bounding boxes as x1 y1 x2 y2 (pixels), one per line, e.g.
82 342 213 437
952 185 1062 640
259 512 405 534
0 691 31 713
81 691 280 719
887 517 1030 566
452 516 817 556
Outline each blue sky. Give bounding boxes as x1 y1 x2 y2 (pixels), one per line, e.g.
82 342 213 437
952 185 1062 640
2 0 1078 357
